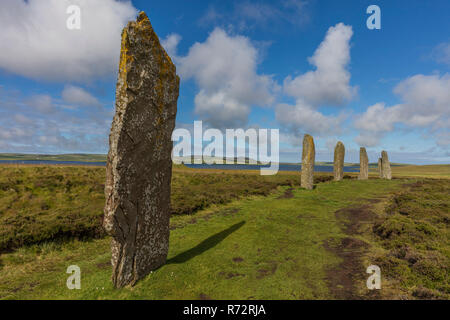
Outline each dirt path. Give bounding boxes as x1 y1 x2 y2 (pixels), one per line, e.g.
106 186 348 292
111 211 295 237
324 200 384 299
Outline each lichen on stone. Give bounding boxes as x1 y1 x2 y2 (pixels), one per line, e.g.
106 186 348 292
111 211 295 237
103 11 179 288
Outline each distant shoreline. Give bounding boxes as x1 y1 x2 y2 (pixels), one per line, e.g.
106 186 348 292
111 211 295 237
0 159 410 174
0 160 106 166
0 153 412 166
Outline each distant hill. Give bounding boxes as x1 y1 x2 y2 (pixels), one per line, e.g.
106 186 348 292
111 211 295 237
0 153 107 162
0 153 412 166
174 156 261 165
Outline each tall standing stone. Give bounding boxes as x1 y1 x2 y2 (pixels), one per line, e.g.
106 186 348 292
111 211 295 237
381 151 392 180
358 147 369 180
301 134 315 190
103 12 179 288
378 158 382 178
333 141 345 181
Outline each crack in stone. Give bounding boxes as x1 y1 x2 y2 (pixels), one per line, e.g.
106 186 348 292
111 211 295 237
104 11 179 288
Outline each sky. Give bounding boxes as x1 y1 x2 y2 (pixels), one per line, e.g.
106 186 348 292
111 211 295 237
0 0 449 164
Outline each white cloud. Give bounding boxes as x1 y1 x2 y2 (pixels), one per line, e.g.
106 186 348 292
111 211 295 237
0 0 137 82
354 103 401 133
354 132 385 148
62 85 102 107
13 114 34 125
354 73 450 147
27 95 55 113
283 23 356 106
161 34 182 59
0 86 112 153
275 23 354 137
178 28 275 128
394 74 450 127
276 101 345 136
194 91 251 128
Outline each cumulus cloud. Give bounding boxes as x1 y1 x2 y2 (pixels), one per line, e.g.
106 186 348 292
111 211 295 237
0 0 137 82
275 23 355 137
276 101 345 136
354 103 400 133
283 23 356 105
354 132 385 148
13 114 34 125
354 73 450 147
178 28 275 128
62 85 102 107
394 74 450 128
26 95 55 114
0 86 112 153
161 34 182 59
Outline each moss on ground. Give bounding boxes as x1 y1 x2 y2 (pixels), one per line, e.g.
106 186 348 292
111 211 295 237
366 179 450 299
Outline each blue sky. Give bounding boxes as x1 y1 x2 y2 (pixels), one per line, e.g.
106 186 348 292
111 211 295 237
0 0 449 164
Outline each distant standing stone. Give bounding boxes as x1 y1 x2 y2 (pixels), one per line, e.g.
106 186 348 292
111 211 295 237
378 158 382 178
103 12 179 288
333 142 345 181
301 134 315 190
381 151 392 180
359 147 369 180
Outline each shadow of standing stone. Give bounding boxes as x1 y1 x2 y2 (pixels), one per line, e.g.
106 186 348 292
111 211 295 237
103 12 180 288
167 221 246 264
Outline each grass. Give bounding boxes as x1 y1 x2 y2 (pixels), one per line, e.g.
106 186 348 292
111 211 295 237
0 166 106 252
364 179 450 299
392 164 450 178
0 164 447 299
0 178 406 299
0 165 333 252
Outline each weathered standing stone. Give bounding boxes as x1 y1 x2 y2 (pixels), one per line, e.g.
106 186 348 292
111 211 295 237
358 147 369 180
301 134 315 190
381 150 392 180
378 158 382 178
333 142 345 181
103 12 179 288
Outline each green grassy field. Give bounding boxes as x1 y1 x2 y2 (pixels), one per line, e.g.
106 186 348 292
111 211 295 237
0 165 327 252
392 164 450 178
0 164 448 299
